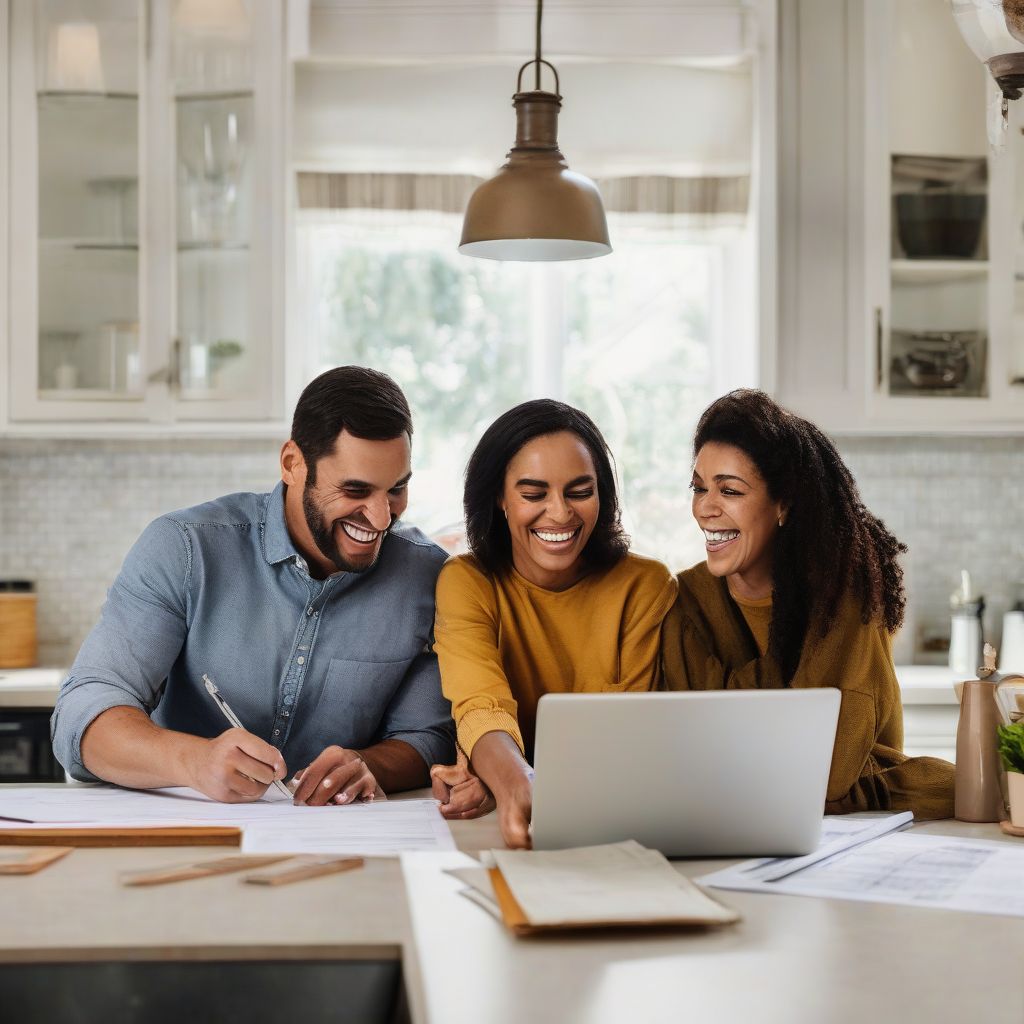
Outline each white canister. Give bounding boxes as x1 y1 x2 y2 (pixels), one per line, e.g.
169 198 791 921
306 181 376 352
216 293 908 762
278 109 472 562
54 363 78 391
1001 609 1024 675
950 609 984 675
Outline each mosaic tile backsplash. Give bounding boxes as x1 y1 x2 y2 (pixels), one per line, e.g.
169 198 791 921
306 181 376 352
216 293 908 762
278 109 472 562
0 435 1021 668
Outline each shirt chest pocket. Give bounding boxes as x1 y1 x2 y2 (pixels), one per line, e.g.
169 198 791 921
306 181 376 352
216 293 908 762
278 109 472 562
311 657 410 749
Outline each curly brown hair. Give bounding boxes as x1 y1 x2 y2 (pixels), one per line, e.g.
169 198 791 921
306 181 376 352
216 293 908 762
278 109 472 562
694 389 907 682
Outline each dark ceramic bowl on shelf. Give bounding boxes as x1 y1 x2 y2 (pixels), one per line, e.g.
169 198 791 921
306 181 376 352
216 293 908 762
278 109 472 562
894 193 986 259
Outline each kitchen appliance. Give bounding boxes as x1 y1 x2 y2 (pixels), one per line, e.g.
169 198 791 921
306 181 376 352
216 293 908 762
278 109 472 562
1001 583 1024 674
949 570 985 675
0 580 37 669
0 710 63 782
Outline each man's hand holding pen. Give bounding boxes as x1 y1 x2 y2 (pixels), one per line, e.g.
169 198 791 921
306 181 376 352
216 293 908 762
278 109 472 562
185 727 289 804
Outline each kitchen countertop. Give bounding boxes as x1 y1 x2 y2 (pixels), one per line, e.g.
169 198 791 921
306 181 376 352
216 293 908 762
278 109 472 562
894 663 959 704
0 795 1020 1024
0 665 960 708
0 667 64 708
0 665 963 767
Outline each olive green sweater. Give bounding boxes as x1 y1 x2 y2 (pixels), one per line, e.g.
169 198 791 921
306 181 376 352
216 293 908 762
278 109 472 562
661 563 954 820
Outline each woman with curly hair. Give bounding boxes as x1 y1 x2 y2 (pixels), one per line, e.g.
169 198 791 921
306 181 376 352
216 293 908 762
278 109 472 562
661 389 954 819
431 399 677 848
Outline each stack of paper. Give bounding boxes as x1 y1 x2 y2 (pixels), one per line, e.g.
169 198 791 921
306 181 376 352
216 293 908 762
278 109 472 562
0 786 454 856
450 840 739 935
699 813 1024 919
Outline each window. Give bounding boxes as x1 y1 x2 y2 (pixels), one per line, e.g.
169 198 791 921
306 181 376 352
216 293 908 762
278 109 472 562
296 207 754 572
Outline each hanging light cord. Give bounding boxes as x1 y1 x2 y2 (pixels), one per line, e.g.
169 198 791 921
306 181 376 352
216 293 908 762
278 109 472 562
535 0 543 90
517 0 559 95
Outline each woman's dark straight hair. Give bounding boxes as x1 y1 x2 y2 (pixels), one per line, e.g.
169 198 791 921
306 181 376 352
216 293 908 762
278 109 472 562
694 389 907 683
291 366 412 485
464 399 629 576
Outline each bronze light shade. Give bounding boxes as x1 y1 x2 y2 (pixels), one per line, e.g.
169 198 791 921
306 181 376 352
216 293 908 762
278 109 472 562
459 54 611 261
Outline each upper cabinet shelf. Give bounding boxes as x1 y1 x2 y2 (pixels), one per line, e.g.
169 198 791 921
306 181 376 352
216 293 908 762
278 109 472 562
175 89 254 104
38 90 139 100
5 0 286 426
891 259 990 284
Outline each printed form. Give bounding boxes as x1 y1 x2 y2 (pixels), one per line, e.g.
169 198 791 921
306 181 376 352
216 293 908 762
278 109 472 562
701 830 1024 918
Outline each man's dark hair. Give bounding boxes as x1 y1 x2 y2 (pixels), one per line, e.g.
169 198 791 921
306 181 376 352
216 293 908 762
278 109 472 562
464 399 629 576
694 388 907 683
291 366 413 485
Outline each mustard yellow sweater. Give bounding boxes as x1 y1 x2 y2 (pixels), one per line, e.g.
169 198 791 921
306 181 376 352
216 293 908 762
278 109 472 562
434 553 678 760
661 563 955 820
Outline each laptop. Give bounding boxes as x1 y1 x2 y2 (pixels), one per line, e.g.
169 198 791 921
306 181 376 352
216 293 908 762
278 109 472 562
530 689 841 857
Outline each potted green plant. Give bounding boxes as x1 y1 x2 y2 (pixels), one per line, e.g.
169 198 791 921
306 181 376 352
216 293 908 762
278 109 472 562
997 722 1024 827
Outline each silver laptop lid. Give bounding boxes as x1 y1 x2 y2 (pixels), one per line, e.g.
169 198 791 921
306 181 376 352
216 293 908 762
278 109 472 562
531 689 841 857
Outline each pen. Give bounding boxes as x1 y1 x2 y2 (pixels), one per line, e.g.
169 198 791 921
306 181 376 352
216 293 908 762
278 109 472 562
203 673 293 800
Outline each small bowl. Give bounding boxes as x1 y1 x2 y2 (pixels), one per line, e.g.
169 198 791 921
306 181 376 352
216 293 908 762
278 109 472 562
895 193 986 259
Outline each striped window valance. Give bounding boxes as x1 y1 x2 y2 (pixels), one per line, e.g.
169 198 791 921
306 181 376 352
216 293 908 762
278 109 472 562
296 172 750 217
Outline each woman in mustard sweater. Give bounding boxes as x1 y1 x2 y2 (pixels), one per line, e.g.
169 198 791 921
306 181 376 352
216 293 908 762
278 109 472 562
431 400 677 848
661 389 954 819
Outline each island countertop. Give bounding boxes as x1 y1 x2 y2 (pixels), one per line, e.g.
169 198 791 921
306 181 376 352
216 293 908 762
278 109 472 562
1 790 1021 1024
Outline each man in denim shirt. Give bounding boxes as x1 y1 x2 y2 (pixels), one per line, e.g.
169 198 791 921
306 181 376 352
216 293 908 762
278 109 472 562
52 367 455 804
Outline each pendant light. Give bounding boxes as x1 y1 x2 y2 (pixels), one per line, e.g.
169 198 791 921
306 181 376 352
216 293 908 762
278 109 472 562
951 0 1024 146
458 0 611 261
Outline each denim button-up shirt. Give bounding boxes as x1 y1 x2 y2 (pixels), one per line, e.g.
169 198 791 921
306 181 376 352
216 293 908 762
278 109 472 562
52 483 455 781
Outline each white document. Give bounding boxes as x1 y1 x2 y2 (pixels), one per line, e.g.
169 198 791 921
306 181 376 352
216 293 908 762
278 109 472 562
240 800 455 856
701 831 1024 918
733 812 913 883
445 864 503 918
0 785 298 826
0 786 455 856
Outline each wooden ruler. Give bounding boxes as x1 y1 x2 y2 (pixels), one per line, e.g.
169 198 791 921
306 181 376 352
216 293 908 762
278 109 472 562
0 846 73 875
121 854 291 886
243 856 364 887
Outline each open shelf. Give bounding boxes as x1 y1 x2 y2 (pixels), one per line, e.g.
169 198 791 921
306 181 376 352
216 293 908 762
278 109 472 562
891 259 988 285
40 238 139 252
38 389 142 402
177 241 249 253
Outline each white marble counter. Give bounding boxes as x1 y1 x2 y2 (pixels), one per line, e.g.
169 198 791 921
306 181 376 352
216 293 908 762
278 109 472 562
894 663 959 704
0 667 64 708
2 792 1021 1024
894 664 959 762
0 666 960 708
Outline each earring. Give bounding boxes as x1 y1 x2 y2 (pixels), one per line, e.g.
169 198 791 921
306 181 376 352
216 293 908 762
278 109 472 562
778 516 784 528
503 509 508 520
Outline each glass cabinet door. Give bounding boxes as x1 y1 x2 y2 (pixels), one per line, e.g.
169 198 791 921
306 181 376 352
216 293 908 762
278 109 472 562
13 0 144 413
169 0 274 418
7 0 282 423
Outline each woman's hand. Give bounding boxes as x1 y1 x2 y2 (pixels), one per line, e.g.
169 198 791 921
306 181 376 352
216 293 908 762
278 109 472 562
495 771 533 849
430 750 496 820
466 731 535 849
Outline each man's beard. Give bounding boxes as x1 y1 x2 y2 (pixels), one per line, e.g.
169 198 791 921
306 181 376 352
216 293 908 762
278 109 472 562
302 485 394 574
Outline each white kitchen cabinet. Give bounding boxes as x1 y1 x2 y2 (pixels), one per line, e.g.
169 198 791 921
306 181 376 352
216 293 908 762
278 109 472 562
776 0 1024 434
5 0 286 425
